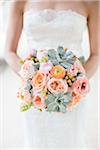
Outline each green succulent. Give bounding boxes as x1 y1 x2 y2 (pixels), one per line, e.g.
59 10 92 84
48 46 85 68
45 92 72 113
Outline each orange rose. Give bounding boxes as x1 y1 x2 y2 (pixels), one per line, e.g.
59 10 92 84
32 71 47 92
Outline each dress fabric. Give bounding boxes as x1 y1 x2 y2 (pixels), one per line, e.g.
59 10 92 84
19 9 89 150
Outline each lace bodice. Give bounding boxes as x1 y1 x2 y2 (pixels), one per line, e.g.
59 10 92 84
21 9 88 58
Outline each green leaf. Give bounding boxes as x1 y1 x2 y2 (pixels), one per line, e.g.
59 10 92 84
20 102 32 112
58 104 66 113
55 92 64 99
45 94 55 105
56 53 63 62
67 59 75 65
32 63 40 70
78 56 85 65
57 46 65 57
24 81 32 91
64 51 75 59
46 102 57 112
19 60 25 65
62 93 72 102
48 49 57 59
60 62 72 68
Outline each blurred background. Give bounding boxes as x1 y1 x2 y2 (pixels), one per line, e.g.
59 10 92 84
0 1 99 150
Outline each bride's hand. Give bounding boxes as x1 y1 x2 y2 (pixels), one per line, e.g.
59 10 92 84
4 51 21 76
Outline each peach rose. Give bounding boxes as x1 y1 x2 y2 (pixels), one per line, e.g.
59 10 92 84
32 71 47 92
47 78 68 94
67 92 81 111
72 76 89 96
32 93 45 109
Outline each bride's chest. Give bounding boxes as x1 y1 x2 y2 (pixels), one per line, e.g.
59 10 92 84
23 9 87 39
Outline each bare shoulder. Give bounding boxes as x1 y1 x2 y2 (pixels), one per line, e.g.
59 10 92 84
84 1 99 15
10 0 27 13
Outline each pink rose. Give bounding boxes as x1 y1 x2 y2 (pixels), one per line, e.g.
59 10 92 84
19 60 36 80
40 61 53 74
32 93 45 109
72 76 89 96
67 60 85 76
47 78 68 94
67 64 78 76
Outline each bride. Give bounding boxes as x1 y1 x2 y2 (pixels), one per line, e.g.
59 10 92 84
4 0 98 149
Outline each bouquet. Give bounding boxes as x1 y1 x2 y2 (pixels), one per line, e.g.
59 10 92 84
17 46 89 113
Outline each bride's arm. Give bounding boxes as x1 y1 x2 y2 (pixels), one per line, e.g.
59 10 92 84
84 2 99 79
4 1 26 75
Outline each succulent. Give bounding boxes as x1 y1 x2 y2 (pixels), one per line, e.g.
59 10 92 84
48 46 77 69
24 80 33 96
45 92 72 113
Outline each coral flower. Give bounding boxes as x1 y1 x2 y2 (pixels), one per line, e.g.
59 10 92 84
50 65 65 79
33 93 45 109
72 77 89 96
67 92 81 110
32 71 47 92
47 78 68 94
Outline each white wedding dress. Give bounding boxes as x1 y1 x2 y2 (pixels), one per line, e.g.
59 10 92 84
19 9 90 150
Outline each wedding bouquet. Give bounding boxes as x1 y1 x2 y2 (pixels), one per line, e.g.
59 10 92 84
17 46 89 113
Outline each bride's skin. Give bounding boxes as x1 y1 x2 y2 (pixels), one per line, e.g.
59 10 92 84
4 0 99 78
